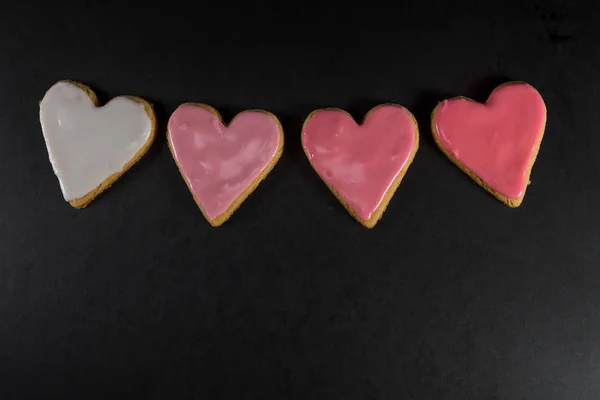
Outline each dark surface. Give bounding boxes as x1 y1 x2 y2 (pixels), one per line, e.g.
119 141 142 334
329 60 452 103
1 1 600 399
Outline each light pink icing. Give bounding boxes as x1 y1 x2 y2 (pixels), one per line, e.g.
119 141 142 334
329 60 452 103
168 105 281 220
433 82 546 199
302 105 417 221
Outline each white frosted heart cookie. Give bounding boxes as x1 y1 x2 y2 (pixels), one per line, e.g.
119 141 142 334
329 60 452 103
39 80 157 208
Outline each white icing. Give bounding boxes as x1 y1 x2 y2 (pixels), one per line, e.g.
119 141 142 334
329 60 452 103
39 81 152 201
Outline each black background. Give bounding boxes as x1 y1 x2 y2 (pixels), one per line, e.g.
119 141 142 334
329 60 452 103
1 1 599 399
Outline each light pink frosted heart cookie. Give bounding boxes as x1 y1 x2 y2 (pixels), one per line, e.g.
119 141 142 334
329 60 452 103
302 104 419 228
431 82 547 207
167 103 284 226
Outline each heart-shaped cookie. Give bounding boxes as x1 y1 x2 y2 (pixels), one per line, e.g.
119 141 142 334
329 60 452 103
431 82 547 207
167 103 284 226
39 80 157 208
302 104 419 228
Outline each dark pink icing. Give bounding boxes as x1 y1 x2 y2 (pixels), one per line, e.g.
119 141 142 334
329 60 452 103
433 82 546 199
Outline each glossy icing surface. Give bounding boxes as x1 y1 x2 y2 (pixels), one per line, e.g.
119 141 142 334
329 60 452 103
302 105 417 221
433 82 546 199
168 104 282 220
39 81 153 201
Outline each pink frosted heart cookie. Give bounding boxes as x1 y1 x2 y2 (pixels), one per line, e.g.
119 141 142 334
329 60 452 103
302 104 419 228
167 103 284 226
431 82 547 207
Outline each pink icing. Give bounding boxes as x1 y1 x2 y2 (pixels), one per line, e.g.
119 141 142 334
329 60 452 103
302 105 417 221
168 104 281 220
433 82 546 199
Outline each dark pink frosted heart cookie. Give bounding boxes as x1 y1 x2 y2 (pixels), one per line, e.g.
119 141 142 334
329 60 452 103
168 103 284 226
302 104 419 228
431 82 547 207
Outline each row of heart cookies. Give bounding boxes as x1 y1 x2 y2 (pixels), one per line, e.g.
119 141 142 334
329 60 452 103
39 80 547 228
